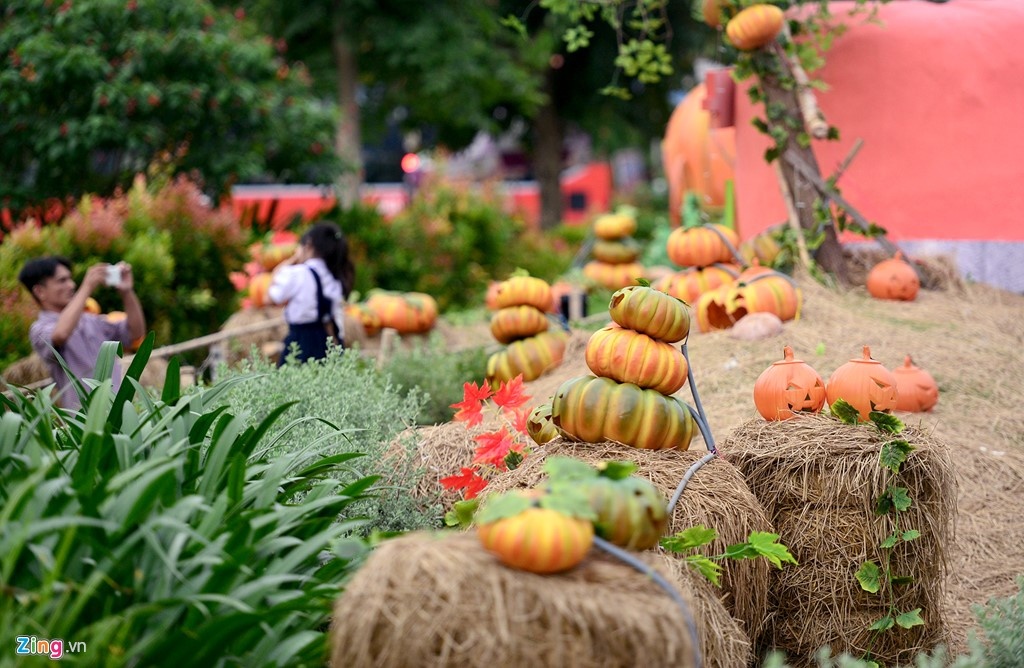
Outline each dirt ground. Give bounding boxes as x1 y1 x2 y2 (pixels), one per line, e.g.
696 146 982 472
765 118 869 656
433 274 1024 658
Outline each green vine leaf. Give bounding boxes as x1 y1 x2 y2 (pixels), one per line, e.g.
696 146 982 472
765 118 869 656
594 460 638 480
543 456 598 482
685 555 723 587
856 561 882 593
902 529 921 542
476 492 534 524
504 449 524 470
890 486 913 512
870 411 905 434
745 532 799 568
661 525 717 553
540 488 597 521
830 398 861 424
880 532 899 549
868 615 895 631
879 439 914 474
891 575 915 586
444 498 480 528
895 608 925 629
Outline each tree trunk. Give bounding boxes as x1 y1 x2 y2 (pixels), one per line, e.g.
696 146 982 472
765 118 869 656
533 72 564 231
331 5 362 209
761 70 850 284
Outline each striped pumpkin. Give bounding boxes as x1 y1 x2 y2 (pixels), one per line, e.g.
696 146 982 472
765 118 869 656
666 224 740 268
608 283 691 343
490 305 550 344
551 375 696 450
726 4 785 51
526 403 561 445
494 276 553 312
653 263 740 304
477 504 594 574
592 238 642 264
585 325 688 395
366 290 438 334
593 212 637 240
486 330 568 388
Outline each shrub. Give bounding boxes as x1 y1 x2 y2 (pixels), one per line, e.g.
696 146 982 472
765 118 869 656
0 338 372 665
378 333 491 425
957 576 1024 667
212 347 443 533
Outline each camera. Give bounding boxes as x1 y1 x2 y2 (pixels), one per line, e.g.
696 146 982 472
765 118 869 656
105 264 122 288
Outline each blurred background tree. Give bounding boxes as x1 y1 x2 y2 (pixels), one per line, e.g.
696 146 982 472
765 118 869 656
0 0 341 219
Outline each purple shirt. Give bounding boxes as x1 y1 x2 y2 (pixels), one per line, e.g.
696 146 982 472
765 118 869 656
29 311 132 410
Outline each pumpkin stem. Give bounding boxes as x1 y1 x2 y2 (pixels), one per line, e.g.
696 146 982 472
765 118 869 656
862 345 872 360
783 345 794 361
904 354 914 368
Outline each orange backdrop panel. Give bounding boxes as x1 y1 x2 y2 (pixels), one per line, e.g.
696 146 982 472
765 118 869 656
734 0 1024 243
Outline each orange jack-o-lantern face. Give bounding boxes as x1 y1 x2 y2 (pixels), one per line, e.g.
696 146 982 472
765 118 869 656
753 345 826 420
866 252 920 301
826 345 898 421
893 354 939 412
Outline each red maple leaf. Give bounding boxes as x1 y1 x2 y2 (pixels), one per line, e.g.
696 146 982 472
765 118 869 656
492 375 529 411
440 467 488 499
510 406 531 437
451 380 493 426
472 429 517 470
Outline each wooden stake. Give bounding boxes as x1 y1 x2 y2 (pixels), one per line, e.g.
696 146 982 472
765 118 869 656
774 33 828 139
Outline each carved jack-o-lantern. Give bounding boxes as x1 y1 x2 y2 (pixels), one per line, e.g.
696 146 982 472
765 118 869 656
893 355 939 413
826 345 898 421
753 346 826 420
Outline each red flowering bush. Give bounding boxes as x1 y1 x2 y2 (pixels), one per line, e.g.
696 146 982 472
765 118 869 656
440 375 534 500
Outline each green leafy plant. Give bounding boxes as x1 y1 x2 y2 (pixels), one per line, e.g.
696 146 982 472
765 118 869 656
661 525 797 586
0 336 373 665
831 399 925 664
212 346 441 534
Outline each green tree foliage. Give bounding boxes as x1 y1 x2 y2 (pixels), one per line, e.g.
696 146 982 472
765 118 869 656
0 0 340 216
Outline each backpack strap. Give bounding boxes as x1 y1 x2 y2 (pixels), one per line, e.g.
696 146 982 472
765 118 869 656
307 266 342 345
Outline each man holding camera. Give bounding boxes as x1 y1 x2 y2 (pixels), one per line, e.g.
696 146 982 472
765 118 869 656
18 256 146 410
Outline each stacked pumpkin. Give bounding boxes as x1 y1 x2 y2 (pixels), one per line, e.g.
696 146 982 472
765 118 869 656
363 289 438 335
486 276 568 389
237 230 300 309
654 223 741 305
753 345 939 422
582 212 646 291
546 281 697 451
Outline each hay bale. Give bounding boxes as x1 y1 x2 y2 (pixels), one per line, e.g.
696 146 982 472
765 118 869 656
220 307 288 365
722 414 957 665
329 531 751 668
1 353 50 386
384 422 480 509
485 438 774 645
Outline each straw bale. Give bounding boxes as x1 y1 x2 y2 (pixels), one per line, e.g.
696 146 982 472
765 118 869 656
485 438 774 645
722 414 957 664
220 307 288 365
329 531 751 668
843 245 965 292
1 353 49 386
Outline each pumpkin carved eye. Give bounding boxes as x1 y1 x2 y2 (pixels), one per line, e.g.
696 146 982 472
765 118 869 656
825 345 898 421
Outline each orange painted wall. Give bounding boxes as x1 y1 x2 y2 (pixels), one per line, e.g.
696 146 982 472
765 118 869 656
734 0 1024 243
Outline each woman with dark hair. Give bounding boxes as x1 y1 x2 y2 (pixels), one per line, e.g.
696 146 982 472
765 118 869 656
268 221 355 365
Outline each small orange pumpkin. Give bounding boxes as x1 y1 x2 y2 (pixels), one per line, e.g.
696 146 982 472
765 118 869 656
702 0 726 28
84 297 102 314
826 345 898 421
365 291 438 333
582 260 645 291
893 355 939 413
666 224 739 268
726 4 785 51
247 273 274 308
592 238 642 265
477 492 594 574
653 263 740 305
753 346 826 420
866 252 920 301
